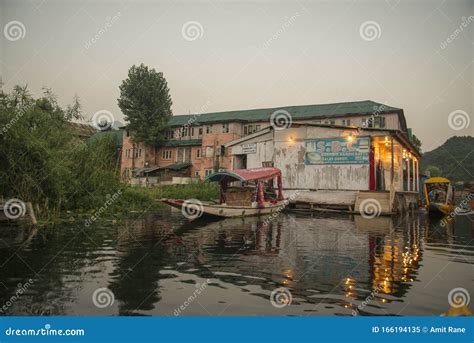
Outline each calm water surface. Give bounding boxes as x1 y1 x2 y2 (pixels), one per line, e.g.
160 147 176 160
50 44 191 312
0 210 473 316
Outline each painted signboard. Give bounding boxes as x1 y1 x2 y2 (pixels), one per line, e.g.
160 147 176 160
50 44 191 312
304 137 370 165
242 143 257 154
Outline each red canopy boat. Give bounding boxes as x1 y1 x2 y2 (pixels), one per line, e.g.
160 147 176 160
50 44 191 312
161 167 287 219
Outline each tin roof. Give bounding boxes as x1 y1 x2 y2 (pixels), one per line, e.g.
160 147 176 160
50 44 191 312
156 139 202 147
205 167 281 182
168 100 403 126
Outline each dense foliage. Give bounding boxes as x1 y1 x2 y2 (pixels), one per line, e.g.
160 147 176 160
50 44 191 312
0 86 121 215
118 64 173 144
420 136 474 182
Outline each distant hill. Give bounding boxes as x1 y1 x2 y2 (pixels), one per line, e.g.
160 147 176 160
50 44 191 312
420 136 473 182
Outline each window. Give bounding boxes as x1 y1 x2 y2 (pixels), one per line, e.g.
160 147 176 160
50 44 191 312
374 116 386 128
324 120 335 125
182 127 189 137
255 125 261 131
196 148 202 159
222 123 229 133
205 169 213 176
243 126 248 135
162 150 172 160
206 125 212 134
198 127 203 137
190 127 194 137
194 171 200 177
342 119 351 126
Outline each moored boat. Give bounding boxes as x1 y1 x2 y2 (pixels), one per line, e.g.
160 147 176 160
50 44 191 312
161 167 288 219
423 177 455 215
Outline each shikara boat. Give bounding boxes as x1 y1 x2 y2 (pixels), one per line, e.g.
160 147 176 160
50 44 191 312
423 177 455 215
161 167 287 218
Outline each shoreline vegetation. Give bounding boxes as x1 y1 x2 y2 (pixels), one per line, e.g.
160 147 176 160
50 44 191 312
0 85 218 226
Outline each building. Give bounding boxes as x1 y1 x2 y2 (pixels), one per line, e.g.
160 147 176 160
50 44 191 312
120 100 414 184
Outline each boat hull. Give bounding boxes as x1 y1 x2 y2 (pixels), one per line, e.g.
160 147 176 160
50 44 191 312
428 202 454 215
161 199 287 218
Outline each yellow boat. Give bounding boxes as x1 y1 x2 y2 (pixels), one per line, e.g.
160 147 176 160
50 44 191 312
423 177 455 215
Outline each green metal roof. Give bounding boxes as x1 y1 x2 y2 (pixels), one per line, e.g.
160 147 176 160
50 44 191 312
168 100 402 126
156 139 202 147
87 129 123 149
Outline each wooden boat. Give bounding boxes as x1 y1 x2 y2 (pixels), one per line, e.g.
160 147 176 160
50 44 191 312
161 167 287 218
423 177 455 215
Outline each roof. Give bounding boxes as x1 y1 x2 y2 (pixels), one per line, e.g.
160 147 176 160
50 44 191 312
88 129 123 149
168 100 403 127
136 163 192 175
205 167 281 183
162 162 192 171
68 122 97 138
425 177 451 184
156 139 202 147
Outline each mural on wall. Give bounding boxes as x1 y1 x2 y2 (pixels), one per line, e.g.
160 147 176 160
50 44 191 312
304 137 370 165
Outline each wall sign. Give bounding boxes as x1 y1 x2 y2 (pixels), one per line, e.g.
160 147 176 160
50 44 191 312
304 137 370 165
242 143 257 154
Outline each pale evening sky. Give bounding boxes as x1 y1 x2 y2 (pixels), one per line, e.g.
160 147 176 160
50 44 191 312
0 0 472 152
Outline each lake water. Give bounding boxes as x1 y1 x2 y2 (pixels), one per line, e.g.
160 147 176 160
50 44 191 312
0 210 472 316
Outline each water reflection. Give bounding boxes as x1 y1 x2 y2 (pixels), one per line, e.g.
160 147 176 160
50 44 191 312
0 210 472 316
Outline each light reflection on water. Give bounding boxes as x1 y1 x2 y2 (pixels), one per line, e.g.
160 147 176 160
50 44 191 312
0 210 472 316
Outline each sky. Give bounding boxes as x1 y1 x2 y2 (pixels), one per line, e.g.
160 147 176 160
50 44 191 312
0 0 472 152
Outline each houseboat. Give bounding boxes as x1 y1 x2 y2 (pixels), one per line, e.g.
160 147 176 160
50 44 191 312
161 167 287 218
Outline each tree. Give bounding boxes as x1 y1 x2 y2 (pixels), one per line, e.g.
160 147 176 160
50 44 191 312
424 165 441 177
118 64 173 144
411 133 422 153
